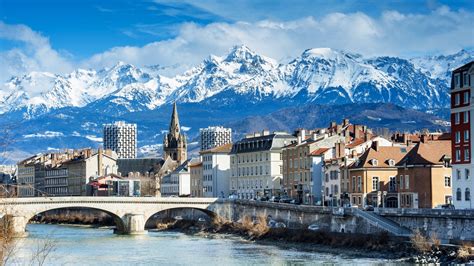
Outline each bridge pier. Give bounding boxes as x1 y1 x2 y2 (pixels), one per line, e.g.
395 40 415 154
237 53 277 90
9 215 29 237
120 213 146 235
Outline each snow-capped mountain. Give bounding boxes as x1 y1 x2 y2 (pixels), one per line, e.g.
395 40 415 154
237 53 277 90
0 45 472 162
1 45 472 119
2 45 472 120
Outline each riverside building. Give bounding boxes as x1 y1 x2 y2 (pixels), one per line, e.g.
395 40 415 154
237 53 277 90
451 61 474 209
230 131 296 199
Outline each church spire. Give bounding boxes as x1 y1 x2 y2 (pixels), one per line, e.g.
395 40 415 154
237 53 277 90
169 102 180 137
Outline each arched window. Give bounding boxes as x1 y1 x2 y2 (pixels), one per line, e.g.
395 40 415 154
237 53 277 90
457 188 462 201
466 188 471 201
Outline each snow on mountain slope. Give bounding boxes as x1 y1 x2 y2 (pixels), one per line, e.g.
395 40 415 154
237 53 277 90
0 45 472 119
411 49 474 82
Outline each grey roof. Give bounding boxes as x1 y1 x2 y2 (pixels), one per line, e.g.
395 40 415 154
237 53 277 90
117 158 164 176
230 133 296 154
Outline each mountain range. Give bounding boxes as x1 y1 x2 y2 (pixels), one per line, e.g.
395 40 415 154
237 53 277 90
0 45 472 162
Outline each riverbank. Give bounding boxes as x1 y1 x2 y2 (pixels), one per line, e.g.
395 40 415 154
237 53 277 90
156 217 473 264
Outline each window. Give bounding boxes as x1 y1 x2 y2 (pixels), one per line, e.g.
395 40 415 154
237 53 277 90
371 159 378 166
466 169 470 180
357 176 362 192
352 176 356 191
457 169 462 179
405 175 410 189
388 159 395 166
465 148 470 161
400 175 404 189
455 93 461 106
465 130 470 142
466 188 471 201
464 111 470 123
445 176 451 187
455 131 461 143
372 176 379 191
389 176 396 192
464 72 469 86
455 112 460 124
464 91 470 104
456 149 461 162
455 73 461 88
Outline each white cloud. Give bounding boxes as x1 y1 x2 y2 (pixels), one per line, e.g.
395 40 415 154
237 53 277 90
82 6 474 75
23 131 64 138
1 6 473 81
0 21 74 82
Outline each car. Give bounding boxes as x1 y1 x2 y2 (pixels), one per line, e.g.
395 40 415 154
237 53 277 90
174 216 183 220
279 197 292 203
364 205 374 211
441 204 455 210
269 196 281 202
290 199 301 205
258 196 269 201
228 195 238 200
307 224 320 231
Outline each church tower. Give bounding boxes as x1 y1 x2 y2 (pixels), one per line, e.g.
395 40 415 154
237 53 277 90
163 102 187 164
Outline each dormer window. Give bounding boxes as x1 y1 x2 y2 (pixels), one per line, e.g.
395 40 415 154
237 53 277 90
387 159 395 166
371 159 378 166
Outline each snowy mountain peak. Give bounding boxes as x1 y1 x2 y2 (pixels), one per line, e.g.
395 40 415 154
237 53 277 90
1 45 472 118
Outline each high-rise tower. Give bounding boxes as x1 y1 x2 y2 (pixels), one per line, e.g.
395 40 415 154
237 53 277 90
163 103 187 163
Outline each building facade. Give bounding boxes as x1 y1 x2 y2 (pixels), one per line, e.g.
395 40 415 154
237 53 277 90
200 144 232 198
199 126 232 151
160 161 190 197
230 131 296 199
163 103 187 164
103 121 137 159
16 149 118 197
451 61 474 209
189 160 203 197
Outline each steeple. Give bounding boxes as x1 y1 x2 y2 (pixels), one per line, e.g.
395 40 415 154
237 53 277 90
169 102 180 137
163 103 187 164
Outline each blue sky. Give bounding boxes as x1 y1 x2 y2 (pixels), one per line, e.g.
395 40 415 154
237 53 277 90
0 0 473 81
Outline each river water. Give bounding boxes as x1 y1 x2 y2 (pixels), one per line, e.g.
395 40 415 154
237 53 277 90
9 224 396 265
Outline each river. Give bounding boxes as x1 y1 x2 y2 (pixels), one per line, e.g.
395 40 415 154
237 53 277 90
9 224 396 265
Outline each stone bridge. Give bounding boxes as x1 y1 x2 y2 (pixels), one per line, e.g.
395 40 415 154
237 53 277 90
0 197 233 236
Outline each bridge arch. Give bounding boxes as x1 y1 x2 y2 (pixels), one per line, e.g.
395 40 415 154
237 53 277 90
145 207 217 227
27 207 127 233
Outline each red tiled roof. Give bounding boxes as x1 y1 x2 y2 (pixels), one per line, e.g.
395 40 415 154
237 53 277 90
310 148 330 156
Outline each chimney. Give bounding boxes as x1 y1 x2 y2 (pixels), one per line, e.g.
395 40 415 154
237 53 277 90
300 129 306 140
343 119 349 127
372 141 380 151
330 121 336 129
336 125 342 134
335 142 346 158
312 132 318 140
297 136 302 145
354 125 362 140
254 132 261 137
364 131 370 142
262 130 270 136
420 134 427 143
98 148 103 177
351 150 357 158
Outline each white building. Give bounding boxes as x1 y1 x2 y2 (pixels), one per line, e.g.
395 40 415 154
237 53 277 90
230 131 296 199
103 121 137 159
199 126 232 151
200 144 232 198
451 61 474 209
161 161 190 197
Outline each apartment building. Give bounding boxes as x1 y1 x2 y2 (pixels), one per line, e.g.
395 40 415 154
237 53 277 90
189 160 203 197
451 61 474 209
16 149 118 197
230 131 296 199
199 126 232 151
349 137 451 209
160 161 190 197
200 143 232 198
103 121 137 159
